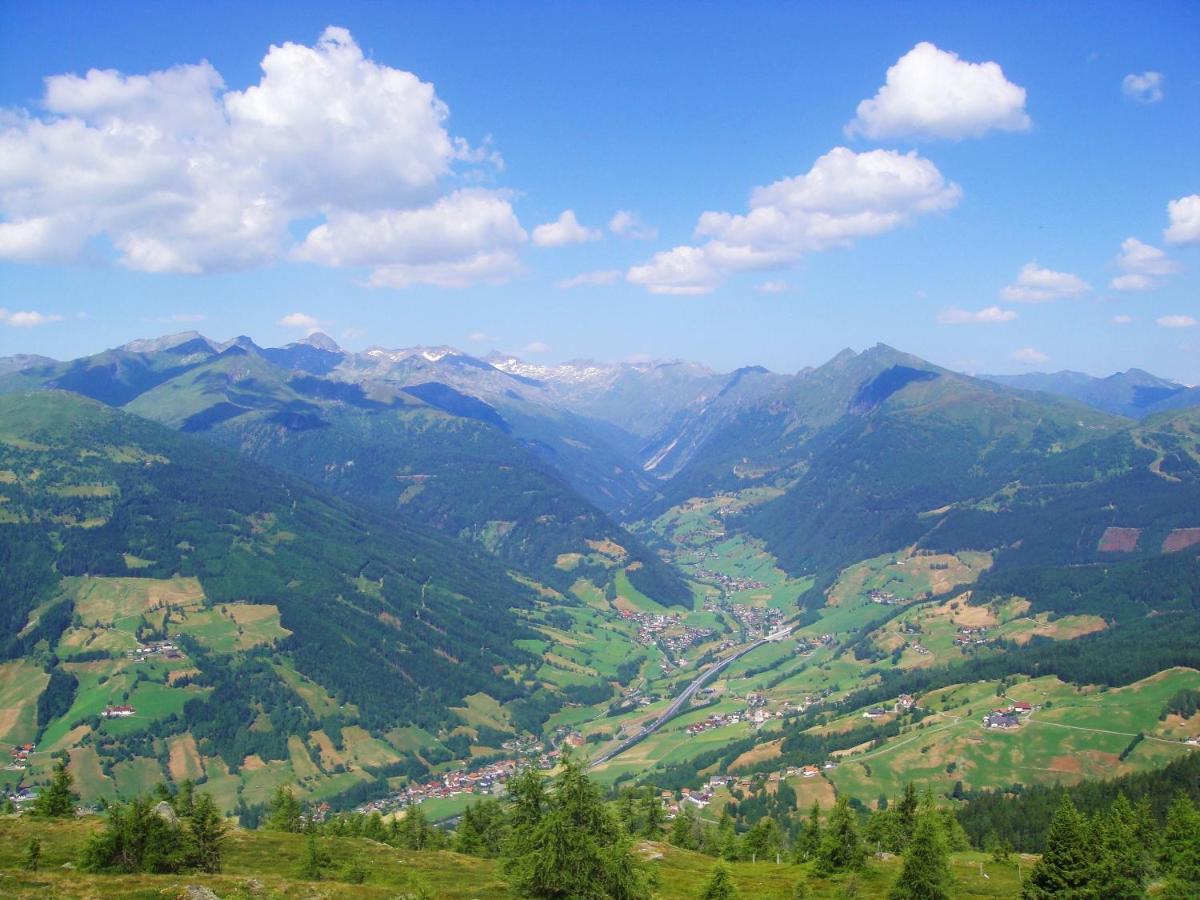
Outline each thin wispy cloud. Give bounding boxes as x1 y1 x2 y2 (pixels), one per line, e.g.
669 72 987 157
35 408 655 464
608 210 657 241
557 270 622 289
0 308 63 327
1122 71 1164 103
936 306 1017 325
1011 347 1050 366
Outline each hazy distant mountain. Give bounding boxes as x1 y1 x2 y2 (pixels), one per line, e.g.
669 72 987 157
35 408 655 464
981 368 1192 418
0 333 691 604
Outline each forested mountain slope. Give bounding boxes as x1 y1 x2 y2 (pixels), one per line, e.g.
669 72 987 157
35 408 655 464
0 391 549 811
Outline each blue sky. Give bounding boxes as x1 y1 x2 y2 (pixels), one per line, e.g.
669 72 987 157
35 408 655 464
1 1 1198 380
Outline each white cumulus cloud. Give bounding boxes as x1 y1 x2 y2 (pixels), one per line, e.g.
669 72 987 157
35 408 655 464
1109 237 1180 292
608 210 657 241
531 210 601 248
1158 315 1197 328
0 27 519 288
1165 195 1200 246
1011 347 1049 366
936 305 1017 325
1112 314 1133 325
757 280 790 294
628 147 961 294
846 42 1030 140
1000 263 1091 303
1122 71 1164 103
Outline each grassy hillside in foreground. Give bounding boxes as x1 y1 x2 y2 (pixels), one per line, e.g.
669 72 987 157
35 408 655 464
0 817 1026 899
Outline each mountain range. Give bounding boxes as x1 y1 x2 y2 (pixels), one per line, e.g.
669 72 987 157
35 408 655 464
2 332 1198 820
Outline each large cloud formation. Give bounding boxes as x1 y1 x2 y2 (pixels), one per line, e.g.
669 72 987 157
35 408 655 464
0 27 523 287
846 42 1030 141
627 147 961 294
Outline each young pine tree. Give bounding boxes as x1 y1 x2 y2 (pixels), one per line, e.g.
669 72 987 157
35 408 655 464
699 862 737 900
716 813 739 861
33 758 77 818
670 804 699 850
502 754 650 900
265 785 302 833
302 829 323 880
742 816 782 863
23 837 41 872
895 783 919 850
888 800 952 900
188 792 226 874
815 796 866 875
1021 794 1092 899
641 789 666 839
794 801 822 862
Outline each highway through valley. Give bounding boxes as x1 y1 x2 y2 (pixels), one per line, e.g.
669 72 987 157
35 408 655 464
589 626 793 768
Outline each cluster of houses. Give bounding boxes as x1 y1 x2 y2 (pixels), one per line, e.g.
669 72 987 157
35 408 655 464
5 743 34 770
692 566 769 595
685 690 834 736
720 603 784 637
794 633 835 656
868 589 899 605
953 626 990 647
354 753 553 818
616 609 714 655
983 700 1034 729
125 639 183 661
353 729 599 819
103 705 136 718
663 765 845 818
864 694 917 719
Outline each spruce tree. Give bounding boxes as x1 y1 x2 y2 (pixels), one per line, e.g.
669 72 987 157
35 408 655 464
742 816 782 863
33 757 76 818
888 800 952 900
1021 794 1092 899
895 783 918 849
1160 793 1200 889
265 785 302 833
794 801 822 862
815 796 866 875
716 813 739 861
1092 793 1148 897
23 837 40 872
699 862 737 900
641 789 665 839
188 792 226 874
456 802 484 855
502 754 650 899
670 804 698 850
302 829 322 880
